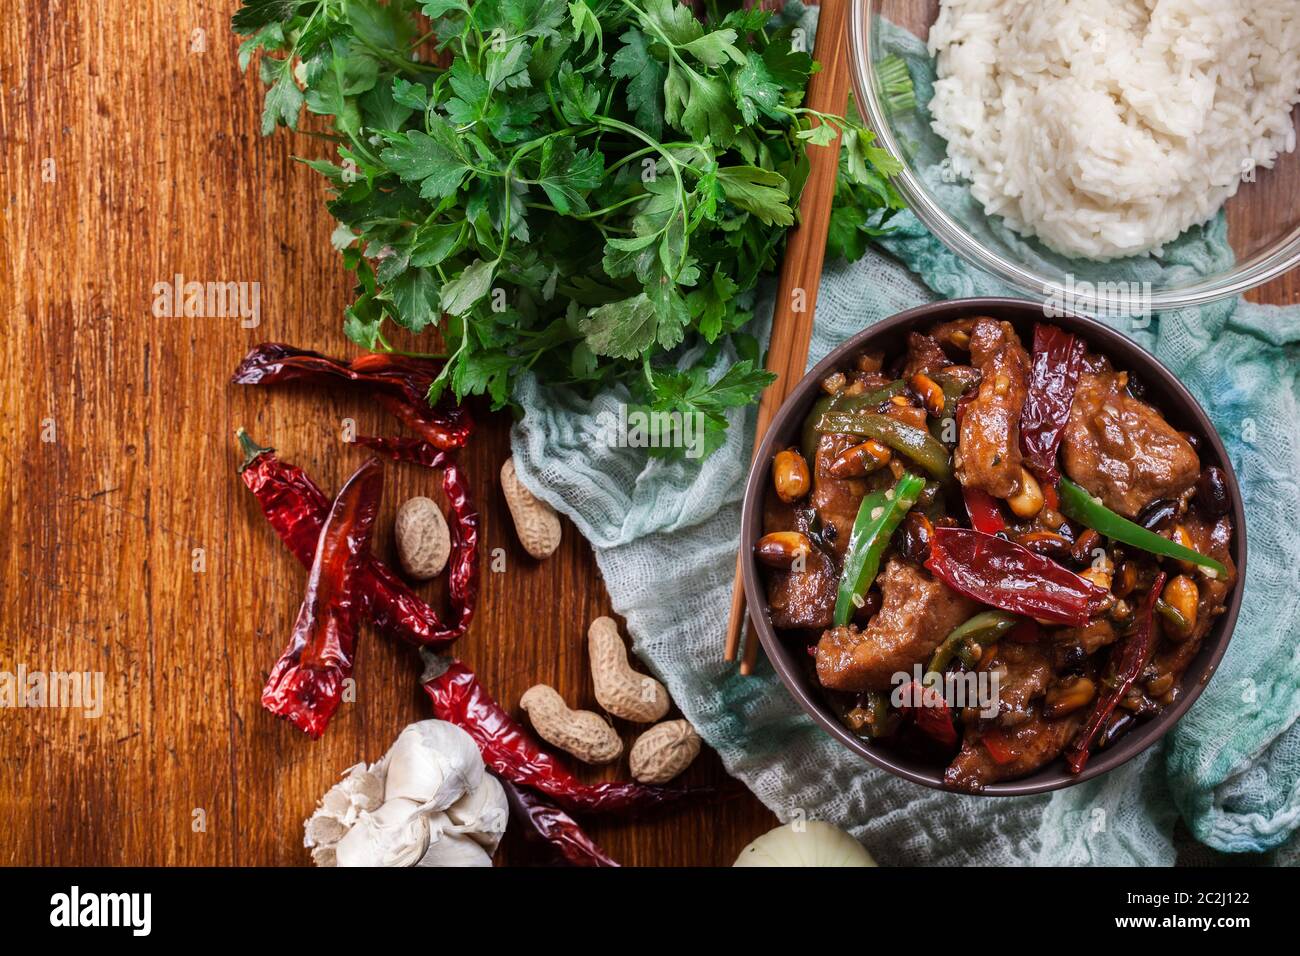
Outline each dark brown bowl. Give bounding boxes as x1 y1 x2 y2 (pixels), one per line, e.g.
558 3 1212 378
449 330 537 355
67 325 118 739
740 298 1247 795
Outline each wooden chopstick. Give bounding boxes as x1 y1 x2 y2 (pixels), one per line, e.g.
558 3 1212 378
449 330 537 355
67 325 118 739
725 0 854 675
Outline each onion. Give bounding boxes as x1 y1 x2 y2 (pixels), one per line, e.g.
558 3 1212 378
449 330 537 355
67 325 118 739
733 822 876 867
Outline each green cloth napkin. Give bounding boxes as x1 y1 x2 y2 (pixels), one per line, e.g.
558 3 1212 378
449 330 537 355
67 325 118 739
509 13 1300 864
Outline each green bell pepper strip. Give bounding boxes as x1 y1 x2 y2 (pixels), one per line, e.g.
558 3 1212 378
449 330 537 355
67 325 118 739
801 395 834 463
850 691 894 739
1058 478 1228 577
800 382 907 463
927 610 1020 674
816 410 952 481
827 379 906 413
1155 597 1189 633
833 473 926 626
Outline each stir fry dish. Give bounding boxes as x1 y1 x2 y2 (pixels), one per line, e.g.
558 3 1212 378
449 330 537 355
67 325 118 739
756 317 1236 791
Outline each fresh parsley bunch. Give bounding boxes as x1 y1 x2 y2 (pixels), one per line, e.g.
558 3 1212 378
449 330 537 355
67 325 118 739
233 0 904 456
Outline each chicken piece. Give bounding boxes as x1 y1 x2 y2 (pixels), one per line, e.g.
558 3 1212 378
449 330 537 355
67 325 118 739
811 433 867 560
955 319 1030 498
816 560 977 692
984 641 1053 726
901 332 952 378
761 489 836 631
1061 371 1199 518
766 546 838 631
944 709 1083 792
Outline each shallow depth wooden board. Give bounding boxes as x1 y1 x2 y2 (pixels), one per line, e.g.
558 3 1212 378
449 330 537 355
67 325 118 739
0 0 775 866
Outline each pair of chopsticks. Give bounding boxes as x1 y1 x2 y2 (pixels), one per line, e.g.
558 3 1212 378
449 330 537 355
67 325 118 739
722 0 853 675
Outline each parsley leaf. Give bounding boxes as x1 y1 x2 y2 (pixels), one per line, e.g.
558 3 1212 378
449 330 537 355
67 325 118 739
233 0 905 459
610 29 666 137
440 259 496 315
716 165 793 227
580 292 685 359
379 121 473 199
535 138 603 215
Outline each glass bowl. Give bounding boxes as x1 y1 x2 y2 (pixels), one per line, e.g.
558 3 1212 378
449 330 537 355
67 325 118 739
849 0 1300 312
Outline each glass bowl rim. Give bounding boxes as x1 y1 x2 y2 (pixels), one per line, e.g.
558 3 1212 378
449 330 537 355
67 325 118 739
848 0 1300 313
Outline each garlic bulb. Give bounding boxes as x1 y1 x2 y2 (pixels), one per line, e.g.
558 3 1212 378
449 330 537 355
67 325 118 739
303 719 508 867
334 799 431 867
446 774 509 853
383 721 485 811
733 822 876 867
416 820 494 867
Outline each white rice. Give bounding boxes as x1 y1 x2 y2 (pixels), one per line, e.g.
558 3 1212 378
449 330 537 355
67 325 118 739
926 0 1300 260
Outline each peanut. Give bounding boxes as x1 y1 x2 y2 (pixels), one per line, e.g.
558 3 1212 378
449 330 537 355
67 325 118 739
1162 575 1199 639
629 720 701 784
772 448 810 503
827 439 891 479
394 496 451 581
519 685 622 765
908 373 946 418
1044 677 1096 717
501 457 561 559
1007 467 1044 519
588 617 669 723
754 531 813 570
1079 567 1112 591
1170 524 1198 575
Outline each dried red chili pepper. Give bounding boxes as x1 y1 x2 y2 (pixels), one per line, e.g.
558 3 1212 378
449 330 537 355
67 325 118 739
262 457 384 738
353 435 449 469
421 653 704 815
962 486 1006 535
350 435 479 637
237 429 471 647
231 344 473 450
373 393 470 451
499 778 619 867
1019 323 1086 486
925 527 1109 627
1064 572 1165 774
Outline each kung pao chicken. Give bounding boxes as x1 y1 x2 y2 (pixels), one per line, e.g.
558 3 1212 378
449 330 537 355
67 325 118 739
757 317 1236 791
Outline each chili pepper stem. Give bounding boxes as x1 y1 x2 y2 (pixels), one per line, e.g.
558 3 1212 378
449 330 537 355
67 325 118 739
235 427 275 473
419 648 454 683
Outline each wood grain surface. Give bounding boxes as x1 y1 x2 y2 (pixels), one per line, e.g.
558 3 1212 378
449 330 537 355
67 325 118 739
0 0 776 866
2 0 1296 869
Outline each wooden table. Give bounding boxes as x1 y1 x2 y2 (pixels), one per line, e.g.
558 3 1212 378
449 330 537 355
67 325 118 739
0 0 777 866
2 1 1294 867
